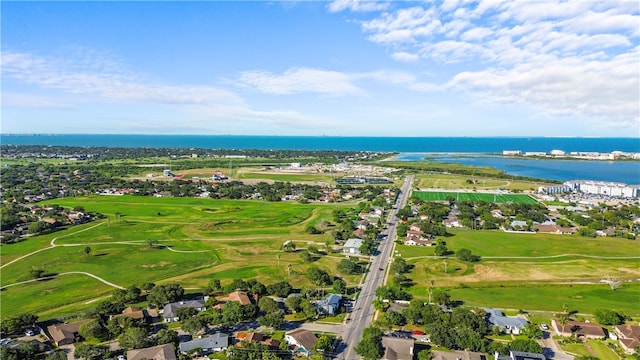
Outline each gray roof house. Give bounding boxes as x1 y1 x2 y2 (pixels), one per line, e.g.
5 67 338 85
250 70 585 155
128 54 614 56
162 299 206 323
486 309 528 335
494 350 545 360
179 333 229 354
316 294 342 315
343 238 363 255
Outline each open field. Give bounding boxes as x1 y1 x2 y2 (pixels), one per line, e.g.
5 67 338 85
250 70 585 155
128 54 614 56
412 190 538 204
397 228 640 315
0 196 359 319
413 173 554 192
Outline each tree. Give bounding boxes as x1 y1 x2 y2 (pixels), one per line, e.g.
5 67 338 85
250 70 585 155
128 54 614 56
390 258 410 275
313 335 333 352
258 310 284 329
337 258 360 275
434 243 449 256
433 291 451 306
384 310 406 326
522 322 543 339
147 283 184 306
84 246 92 256
300 250 314 262
118 327 149 350
45 351 68 360
417 349 432 360
206 279 221 295
282 241 296 252
355 326 383 359
175 306 197 320
181 316 204 335
333 278 347 295
79 319 109 341
258 297 279 314
266 281 292 297
509 338 543 354
74 343 110 360
594 308 625 325
457 248 481 262
155 328 178 346
30 269 45 279
306 266 331 286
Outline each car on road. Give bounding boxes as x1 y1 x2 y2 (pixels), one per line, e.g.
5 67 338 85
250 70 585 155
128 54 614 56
379 267 384 271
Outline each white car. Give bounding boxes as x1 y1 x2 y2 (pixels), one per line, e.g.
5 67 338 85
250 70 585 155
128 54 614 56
117 355 126 360
540 324 549 330
24 329 35 336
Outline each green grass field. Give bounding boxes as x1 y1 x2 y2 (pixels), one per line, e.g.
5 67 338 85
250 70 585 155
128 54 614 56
0 195 358 319
398 228 640 315
413 173 554 192
412 190 538 204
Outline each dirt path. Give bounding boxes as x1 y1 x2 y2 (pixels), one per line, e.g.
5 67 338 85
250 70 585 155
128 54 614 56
0 271 125 290
0 222 106 270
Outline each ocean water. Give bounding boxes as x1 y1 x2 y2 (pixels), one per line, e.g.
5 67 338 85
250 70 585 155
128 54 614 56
397 153 640 184
2 134 639 153
2 134 639 183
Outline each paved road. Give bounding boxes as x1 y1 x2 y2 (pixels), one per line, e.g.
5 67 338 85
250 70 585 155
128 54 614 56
539 331 574 360
338 176 413 360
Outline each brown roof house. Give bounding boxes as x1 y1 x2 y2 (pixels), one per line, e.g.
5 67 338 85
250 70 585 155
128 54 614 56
284 329 318 356
46 320 91 346
127 343 177 360
551 319 605 339
226 291 252 305
381 336 414 360
615 324 640 354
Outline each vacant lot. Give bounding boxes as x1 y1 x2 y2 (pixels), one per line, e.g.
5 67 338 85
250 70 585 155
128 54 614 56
0 196 358 319
397 228 640 315
414 173 553 192
412 190 538 204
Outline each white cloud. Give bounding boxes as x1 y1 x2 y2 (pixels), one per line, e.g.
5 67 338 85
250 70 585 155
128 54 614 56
236 67 363 96
327 0 389 13
337 1 640 129
391 51 420 62
1 50 243 106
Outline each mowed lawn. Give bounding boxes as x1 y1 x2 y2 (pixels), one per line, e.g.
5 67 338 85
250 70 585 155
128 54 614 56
1 196 356 319
412 190 538 204
414 173 553 192
398 228 640 315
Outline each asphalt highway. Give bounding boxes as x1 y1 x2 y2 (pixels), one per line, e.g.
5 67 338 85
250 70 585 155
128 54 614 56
339 175 414 360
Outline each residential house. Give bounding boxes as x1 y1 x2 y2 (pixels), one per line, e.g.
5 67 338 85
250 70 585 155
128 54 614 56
510 220 529 230
409 223 422 233
381 336 414 360
485 308 528 335
316 294 342 315
534 224 576 234
178 333 228 355
162 299 206 323
343 238 363 255
46 320 91 346
284 329 318 355
225 291 252 306
495 350 545 360
551 319 605 339
432 350 486 360
614 324 640 354
404 233 433 246
443 216 462 228
111 306 156 323
354 219 370 230
127 343 177 360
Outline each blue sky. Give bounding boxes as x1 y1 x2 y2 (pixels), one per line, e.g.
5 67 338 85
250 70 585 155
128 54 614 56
2 1 639 136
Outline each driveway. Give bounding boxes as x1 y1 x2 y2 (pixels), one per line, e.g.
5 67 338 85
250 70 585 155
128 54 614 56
538 331 574 360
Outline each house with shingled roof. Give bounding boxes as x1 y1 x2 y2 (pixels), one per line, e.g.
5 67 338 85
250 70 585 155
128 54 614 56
127 343 176 360
615 324 640 354
285 329 318 355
